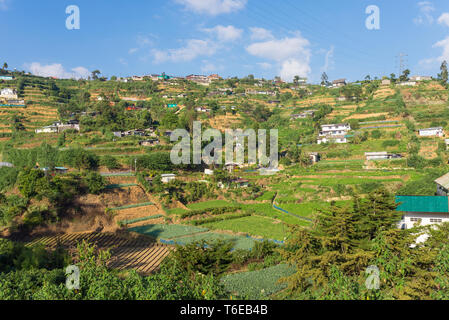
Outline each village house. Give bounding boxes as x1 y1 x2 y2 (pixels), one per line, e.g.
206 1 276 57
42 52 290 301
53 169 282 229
319 123 351 136
139 139 160 147
224 162 241 173
308 152 321 163
396 195 449 238
0 88 18 99
35 125 58 134
186 75 211 86
381 79 391 85
0 76 13 81
396 173 449 243
208 74 221 81
0 162 14 168
419 127 444 137
317 123 351 144
161 174 176 184
40 166 69 176
195 107 211 113
410 75 432 82
245 89 276 96
57 120 80 132
364 152 402 161
435 173 449 196
233 178 249 188
332 79 347 88
204 169 214 175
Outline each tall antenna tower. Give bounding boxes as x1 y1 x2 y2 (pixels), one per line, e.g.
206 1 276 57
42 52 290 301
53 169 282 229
395 53 408 75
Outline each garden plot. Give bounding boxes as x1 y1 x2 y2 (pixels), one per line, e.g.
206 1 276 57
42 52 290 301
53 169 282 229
222 264 296 299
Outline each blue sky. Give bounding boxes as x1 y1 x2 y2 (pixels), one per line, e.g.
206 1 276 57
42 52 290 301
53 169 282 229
1 0 449 83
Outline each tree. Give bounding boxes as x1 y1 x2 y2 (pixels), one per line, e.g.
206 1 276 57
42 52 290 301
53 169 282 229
82 172 106 195
91 70 101 80
438 60 448 84
399 69 410 82
390 73 396 81
17 168 49 198
2 62 8 72
294 75 300 84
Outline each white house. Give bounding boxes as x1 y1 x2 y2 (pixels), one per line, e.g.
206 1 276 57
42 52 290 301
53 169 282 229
319 123 351 136
410 76 432 82
204 169 214 175
419 127 444 137
332 79 347 88
35 125 58 134
0 88 18 99
396 196 449 232
161 174 176 184
365 152 402 161
381 79 391 85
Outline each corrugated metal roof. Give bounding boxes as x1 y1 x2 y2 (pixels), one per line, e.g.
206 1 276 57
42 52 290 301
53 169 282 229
435 173 449 189
395 196 449 213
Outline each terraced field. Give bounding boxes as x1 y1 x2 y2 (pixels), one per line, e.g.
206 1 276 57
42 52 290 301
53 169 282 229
25 231 172 274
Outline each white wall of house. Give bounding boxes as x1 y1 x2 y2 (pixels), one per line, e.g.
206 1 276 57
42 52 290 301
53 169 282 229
398 212 449 230
317 136 347 144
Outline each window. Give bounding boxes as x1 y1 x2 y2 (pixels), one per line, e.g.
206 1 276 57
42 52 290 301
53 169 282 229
430 219 443 223
410 218 420 222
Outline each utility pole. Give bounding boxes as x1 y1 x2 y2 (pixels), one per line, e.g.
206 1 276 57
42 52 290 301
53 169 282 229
396 53 408 76
134 158 137 174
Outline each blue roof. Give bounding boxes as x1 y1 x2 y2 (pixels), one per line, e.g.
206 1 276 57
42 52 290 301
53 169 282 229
395 196 449 213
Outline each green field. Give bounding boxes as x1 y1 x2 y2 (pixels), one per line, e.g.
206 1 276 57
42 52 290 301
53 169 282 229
202 215 288 241
128 224 208 239
186 200 236 210
221 264 296 299
174 232 256 251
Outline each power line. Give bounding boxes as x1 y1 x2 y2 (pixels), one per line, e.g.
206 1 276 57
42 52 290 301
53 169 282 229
395 53 408 75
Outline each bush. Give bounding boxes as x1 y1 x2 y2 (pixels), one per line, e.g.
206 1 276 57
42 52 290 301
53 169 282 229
82 172 106 194
100 155 121 170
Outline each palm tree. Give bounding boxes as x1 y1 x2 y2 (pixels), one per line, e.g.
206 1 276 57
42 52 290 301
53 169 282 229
2 62 7 71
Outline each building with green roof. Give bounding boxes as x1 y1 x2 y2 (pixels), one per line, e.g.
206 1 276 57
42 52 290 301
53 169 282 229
395 195 449 230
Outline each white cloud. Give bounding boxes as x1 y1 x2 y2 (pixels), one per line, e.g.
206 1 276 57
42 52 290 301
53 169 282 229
246 33 312 81
202 25 243 42
152 39 217 63
175 0 247 15
129 48 138 54
414 1 435 25
438 13 449 27
250 27 274 41
25 63 90 79
419 36 449 66
321 45 335 72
